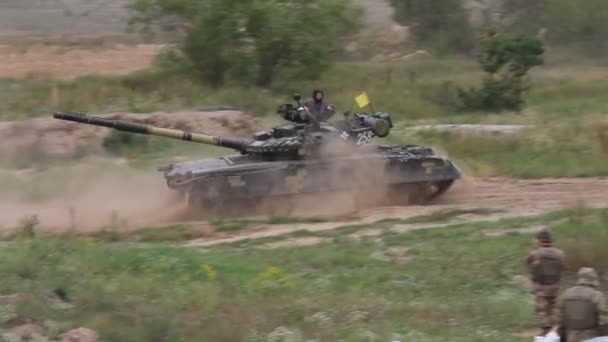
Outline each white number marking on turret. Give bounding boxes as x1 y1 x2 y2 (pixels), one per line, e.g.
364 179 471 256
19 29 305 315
356 131 373 145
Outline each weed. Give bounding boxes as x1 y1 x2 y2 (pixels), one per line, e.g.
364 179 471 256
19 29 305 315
402 208 504 224
131 225 205 242
211 219 251 232
16 215 38 238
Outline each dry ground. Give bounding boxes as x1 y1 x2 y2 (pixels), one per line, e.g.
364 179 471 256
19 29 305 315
182 176 608 247
0 43 164 79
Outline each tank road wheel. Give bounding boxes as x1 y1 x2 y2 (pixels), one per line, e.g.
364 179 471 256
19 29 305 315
185 184 224 219
404 184 430 205
425 180 454 202
387 180 454 206
385 184 423 205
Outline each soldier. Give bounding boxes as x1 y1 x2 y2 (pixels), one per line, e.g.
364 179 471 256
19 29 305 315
553 267 608 342
302 89 335 124
525 228 566 335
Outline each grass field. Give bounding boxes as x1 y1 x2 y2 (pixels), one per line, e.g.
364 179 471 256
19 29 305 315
2 55 607 121
398 114 608 178
0 206 605 341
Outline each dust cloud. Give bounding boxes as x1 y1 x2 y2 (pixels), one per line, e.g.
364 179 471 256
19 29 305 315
0 158 185 234
294 137 397 213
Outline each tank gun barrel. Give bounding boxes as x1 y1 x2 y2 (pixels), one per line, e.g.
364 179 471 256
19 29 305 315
52 112 249 151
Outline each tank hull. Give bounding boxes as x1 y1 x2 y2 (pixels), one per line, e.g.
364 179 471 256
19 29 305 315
160 144 461 211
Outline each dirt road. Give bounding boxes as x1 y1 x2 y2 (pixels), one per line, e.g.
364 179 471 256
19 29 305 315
437 177 608 209
2 151 608 241
179 176 608 247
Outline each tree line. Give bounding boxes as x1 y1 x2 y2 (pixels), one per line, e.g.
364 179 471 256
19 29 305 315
126 0 604 112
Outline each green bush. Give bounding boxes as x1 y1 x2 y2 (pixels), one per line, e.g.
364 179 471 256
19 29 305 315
458 31 544 112
127 0 361 87
102 131 171 156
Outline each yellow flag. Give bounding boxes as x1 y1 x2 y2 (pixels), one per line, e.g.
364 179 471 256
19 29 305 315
355 92 369 108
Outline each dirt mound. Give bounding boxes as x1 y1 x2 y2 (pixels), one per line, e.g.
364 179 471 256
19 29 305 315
0 110 259 159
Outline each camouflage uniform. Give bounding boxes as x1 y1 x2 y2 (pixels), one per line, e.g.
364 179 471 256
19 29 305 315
525 229 566 333
302 89 335 124
553 268 608 342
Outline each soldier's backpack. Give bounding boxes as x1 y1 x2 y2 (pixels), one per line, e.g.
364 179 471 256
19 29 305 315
564 296 598 330
532 248 563 285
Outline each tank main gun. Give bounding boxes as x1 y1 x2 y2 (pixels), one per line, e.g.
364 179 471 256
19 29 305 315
52 112 250 152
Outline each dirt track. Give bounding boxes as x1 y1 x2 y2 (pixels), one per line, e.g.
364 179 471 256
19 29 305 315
182 176 608 247
436 177 608 209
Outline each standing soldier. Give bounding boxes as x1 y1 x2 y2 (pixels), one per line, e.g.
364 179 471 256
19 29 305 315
525 228 566 335
553 267 608 342
302 89 335 124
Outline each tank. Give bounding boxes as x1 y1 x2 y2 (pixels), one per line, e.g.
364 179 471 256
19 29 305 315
52 97 461 214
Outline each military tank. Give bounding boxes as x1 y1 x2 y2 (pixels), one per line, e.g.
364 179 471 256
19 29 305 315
52 94 460 214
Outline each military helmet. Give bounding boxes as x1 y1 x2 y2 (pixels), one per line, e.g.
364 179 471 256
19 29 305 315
536 228 552 243
576 267 600 288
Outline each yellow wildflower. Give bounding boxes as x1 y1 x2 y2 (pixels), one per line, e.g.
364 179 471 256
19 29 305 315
254 266 296 290
200 264 217 280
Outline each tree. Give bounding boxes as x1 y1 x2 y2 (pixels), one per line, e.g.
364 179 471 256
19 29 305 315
127 0 360 87
458 30 544 112
389 0 474 55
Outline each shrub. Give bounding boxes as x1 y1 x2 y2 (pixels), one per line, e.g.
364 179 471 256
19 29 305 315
102 130 171 156
458 30 544 112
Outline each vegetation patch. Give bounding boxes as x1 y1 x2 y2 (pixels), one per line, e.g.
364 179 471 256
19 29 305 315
0 206 604 340
210 219 252 232
408 115 608 178
400 208 505 224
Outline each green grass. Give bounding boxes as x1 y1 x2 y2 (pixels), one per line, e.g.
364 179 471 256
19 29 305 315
400 208 505 224
0 207 605 341
397 115 608 178
210 219 252 232
527 78 608 116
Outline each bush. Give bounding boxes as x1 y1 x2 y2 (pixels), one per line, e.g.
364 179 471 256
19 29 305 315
127 0 361 87
102 131 171 156
458 31 544 112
